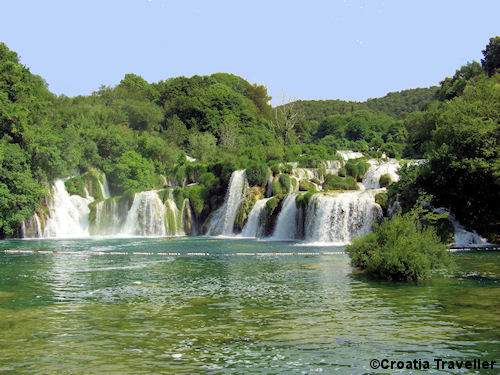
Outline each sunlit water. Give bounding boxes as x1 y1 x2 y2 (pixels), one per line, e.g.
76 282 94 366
0 237 499 374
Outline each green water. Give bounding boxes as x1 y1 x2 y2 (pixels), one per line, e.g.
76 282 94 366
0 238 499 374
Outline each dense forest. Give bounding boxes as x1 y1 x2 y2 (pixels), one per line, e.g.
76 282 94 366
0 37 499 241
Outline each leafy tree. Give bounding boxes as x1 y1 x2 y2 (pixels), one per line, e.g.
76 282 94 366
481 36 500 77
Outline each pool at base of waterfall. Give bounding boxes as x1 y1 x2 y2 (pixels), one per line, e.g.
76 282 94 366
1 237 499 374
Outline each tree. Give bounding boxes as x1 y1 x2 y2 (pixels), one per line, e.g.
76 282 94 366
188 132 217 162
481 36 500 77
273 91 299 144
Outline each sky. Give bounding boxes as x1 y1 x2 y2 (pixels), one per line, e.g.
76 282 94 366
1 0 498 105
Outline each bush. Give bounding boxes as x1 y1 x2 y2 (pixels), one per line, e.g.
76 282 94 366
323 174 359 191
375 192 388 215
345 161 359 179
185 184 209 217
338 167 346 177
246 163 269 187
270 164 281 175
265 197 279 215
347 212 452 281
299 179 315 191
379 173 393 188
282 164 294 174
296 189 316 209
172 187 185 210
271 179 283 196
278 174 291 193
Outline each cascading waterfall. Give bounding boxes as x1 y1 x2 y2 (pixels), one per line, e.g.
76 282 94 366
362 159 401 189
304 191 383 244
43 179 94 238
207 170 248 235
240 198 270 238
270 194 299 240
181 198 196 235
434 208 489 247
99 174 111 199
121 190 166 236
164 199 184 236
337 150 364 161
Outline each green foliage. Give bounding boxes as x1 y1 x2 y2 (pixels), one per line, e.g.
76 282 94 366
295 189 317 209
271 179 283 197
107 151 156 195
0 137 45 237
375 192 388 215
245 163 269 187
481 36 500 77
347 211 452 281
379 174 393 188
345 160 370 181
278 174 291 193
338 167 346 177
265 197 279 215
172 187 185 210
299 179 315 191
184 184 209 217
323 174 359 191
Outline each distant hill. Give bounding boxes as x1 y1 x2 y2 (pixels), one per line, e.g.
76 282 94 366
292 87 438 122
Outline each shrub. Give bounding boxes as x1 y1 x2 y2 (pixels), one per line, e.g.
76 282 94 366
338 167 346 177
173 187 185 210
347 212 452 281
345 161 359 179
198 172 217 190
375 192 388 215
265 197 279 215
271 179 283 196
270 164 281 175
278 174 291 193
379 174 393 188
299 179 315 191
357 161 370 180
296 189 317 209
185 184 209 217
282 164 294 174
323 174 359 191
246 163 269 187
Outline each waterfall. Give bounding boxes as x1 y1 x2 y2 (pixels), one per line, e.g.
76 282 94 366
43 179 94 238
240 198 270 238
92 197 130 235
99 174 111 199
22 213 43 238
265 174 273 198
304 191 383 244
207 170 248 235
121 191 166 236
165 199 183 236
362 159 401 189
337 150 364 161
434 208 489 247
270 194 299 240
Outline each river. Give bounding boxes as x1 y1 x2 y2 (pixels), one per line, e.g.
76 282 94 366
0 237 499 374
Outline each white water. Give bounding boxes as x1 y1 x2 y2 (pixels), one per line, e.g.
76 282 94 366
207 170 248 235
362 159 401 189
434 208 489 247
121 191 166 236
337 150 364 161
240 198 270 238
270 194 299 240
304 191 383 244
43 179 94 238
99 174 111 199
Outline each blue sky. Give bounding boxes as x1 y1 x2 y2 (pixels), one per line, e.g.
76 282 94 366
1 0 498 104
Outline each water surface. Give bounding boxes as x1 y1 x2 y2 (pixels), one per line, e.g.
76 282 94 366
0 238 499 374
